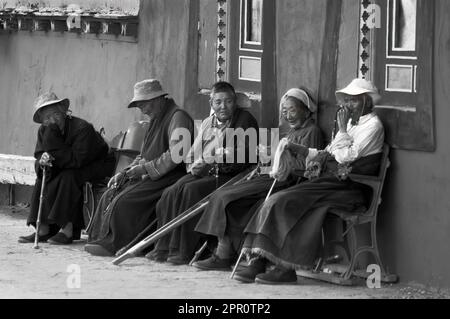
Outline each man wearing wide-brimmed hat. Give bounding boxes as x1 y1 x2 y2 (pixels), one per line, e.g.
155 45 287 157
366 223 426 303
85 79 195 257
19 92 115 245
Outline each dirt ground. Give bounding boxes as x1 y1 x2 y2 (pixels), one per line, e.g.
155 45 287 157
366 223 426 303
1 205 449 300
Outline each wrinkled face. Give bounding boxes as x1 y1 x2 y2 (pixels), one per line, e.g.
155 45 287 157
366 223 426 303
339 94 368 125
210 91 237 123
281 98 310 128
39 104 65 129
136 97 163 118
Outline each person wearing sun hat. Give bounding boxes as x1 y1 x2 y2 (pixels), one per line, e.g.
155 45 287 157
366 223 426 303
226 78 385 285
127 79 168 109
19 92 115 245
85 78 195 257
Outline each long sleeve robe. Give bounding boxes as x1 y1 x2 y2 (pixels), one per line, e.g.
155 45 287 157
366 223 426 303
195 118 324 252
242 112 385 269
28 116 114 231
87 99 194 254
153 108 259 259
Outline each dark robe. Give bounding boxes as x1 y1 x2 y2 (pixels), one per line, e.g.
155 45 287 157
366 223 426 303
153 108 259 259
87 99 194 254
242 153 382 269
195 119 323 251
28 116 114 231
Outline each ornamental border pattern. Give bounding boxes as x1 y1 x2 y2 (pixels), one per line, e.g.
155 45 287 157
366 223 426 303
216 0 228 81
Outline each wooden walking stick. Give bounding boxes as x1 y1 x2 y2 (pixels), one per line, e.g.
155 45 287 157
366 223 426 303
112 167 257 266
230 249 246 279
34 166 48 249
34 152 54 249
230 178 277 279
189 241 209 266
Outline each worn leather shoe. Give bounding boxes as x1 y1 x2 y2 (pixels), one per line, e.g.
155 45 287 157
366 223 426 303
145 249 168 262
234 257 267 283
48 232 73 245
255 267 298 285
192 254 231 271
18 233 53 244
167 255 191 265
85 244 114 257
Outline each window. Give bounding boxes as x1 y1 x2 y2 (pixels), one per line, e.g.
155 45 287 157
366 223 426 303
229 0 265 93
242 0 263 48
379 0 418 107
391 0 417 52
359 0 435 151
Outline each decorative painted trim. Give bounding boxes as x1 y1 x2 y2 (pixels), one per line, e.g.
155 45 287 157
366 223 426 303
216 0 228 81
0 11 138 38
358 0 375 80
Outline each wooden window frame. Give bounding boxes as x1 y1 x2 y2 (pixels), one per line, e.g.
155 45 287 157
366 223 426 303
359 0 435 152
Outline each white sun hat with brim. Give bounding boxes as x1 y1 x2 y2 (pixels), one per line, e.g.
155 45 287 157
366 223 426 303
335 78 381 104
33 92 70 124
128 79 168 108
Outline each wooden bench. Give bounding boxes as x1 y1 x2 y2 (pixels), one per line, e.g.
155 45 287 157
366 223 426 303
0 121 148 228
0 154 36 205
297 144 398 285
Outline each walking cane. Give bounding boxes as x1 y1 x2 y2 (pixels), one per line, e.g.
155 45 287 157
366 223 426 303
34 166 48 250
189 241 209 266
112 167 256 265
230 178 277 279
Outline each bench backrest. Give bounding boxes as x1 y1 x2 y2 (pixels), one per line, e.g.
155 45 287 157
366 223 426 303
349 143 391 216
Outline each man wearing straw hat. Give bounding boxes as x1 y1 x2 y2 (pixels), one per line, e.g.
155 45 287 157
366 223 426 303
18 92 115 245
85 79 194 257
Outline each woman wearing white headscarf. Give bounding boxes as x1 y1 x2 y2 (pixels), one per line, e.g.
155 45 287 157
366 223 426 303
235 79 385 285
193 88 323 270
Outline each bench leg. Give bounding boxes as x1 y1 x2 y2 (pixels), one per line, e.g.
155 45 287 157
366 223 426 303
342 221 398 283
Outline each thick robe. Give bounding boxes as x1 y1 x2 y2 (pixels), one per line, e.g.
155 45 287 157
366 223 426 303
242 154 382 269
242 113 385 269
28 116 114 231
87 99 194 254
153 108 259 259
195 119 323 251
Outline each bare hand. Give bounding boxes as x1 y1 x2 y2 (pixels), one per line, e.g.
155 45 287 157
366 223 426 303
337 106 351 133
125 165 147 180
39 152 53 167
108 172 124 188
